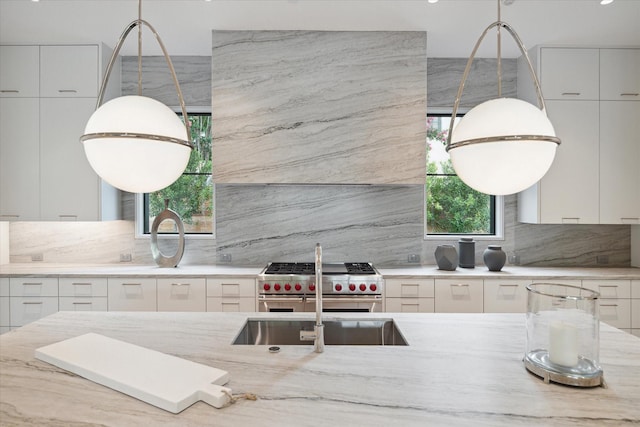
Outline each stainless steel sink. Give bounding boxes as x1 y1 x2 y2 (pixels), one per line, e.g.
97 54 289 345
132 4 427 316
232 318 408 346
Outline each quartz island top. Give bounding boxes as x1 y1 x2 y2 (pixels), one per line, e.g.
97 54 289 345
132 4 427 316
1 312 639 426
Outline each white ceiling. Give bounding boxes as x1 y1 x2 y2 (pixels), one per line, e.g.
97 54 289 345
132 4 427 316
1 0 639 58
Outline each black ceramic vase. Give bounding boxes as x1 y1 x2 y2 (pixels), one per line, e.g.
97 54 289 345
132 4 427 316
483 245 506 271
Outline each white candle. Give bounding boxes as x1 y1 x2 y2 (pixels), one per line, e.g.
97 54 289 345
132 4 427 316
548 320 579 367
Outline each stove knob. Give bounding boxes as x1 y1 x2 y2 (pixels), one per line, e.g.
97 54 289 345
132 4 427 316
335 284 343 292
294 283 302 291
274 283 281 291
370 284 377 292
349 283 356 292
284 283 291 291
359 283 367 292
263 283 271 291
309 283 316 291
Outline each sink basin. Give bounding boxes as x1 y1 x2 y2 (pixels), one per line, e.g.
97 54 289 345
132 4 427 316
232 318 408 346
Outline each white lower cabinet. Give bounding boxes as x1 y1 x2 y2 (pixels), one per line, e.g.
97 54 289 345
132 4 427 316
631 280 640 336
385 278 434 313
206 277 256 312
483 279 532 313
107 278 157 311
434 279 484 313
157 278 206 312
583 279 632 330
10 297 58 327
1 278 9 333
58 277 108 312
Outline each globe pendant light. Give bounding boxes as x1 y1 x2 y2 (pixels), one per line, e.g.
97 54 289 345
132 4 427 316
446 0 561 196
80 0 193 194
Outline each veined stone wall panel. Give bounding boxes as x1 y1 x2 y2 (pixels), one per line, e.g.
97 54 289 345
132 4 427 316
211 30 427 184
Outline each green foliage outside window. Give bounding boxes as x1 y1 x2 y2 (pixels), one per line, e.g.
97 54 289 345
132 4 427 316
148 114 213 233
426 116 492 235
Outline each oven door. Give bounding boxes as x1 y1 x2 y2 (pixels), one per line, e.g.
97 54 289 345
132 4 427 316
258 295 306 312
306 296 383 313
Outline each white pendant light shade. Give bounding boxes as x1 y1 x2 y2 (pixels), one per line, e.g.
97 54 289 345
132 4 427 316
449 98 558 196
82 95 191 193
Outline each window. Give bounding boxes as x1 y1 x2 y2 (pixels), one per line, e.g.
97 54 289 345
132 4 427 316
141 112 213 235
426 114 499 237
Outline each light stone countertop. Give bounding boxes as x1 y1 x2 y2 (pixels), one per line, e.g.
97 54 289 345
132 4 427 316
0 263 639 279
1 311 639 426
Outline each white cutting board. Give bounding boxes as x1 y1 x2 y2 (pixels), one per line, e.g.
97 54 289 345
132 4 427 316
35 333 231 413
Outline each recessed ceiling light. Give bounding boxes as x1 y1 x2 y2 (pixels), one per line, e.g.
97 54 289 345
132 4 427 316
600 0 614 4
428 0 439 4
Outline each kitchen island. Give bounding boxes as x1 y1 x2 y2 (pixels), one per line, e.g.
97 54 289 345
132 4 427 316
1 312 639 426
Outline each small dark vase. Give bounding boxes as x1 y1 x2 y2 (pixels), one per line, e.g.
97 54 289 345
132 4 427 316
483 245 506 271
435 245 458 271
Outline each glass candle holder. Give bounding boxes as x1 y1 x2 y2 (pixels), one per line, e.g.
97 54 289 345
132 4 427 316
524 283 604 387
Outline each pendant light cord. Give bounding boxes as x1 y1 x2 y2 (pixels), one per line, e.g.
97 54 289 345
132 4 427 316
497 0 502 98
138 0 142 96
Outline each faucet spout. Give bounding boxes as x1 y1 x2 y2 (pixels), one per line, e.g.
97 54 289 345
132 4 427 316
314 243 324 353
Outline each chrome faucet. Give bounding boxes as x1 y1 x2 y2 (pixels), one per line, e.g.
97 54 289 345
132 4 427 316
300 243 325 352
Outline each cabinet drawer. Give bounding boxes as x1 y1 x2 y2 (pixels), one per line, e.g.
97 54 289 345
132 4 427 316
59 297 108 312
59 278 108 297
40 45 98 97
157 278 206 312
582 280 631 299
207 297 256 312
10 278 58 297
631 280 640 299
0 45 39 97
0 278 8 297
483 279 531 313
385 278 434 298
385 297 434 313
599 299 631 329
10 296 58 326
540 48 599 100
632 299 640 329
207 278 255 298
0 296 9 327
107 278 157 311
434 279 483 313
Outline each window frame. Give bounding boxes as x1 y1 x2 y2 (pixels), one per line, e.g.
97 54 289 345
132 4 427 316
135 106 215 240
424 110 504 241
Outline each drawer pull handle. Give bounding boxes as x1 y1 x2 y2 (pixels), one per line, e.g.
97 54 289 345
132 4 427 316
0 214 20 218
498 284 519 287
598 285 619 288
72 283 92 286
58 89 78 93
561 92 581 96
22 301 43 305
0 89 19 93
600 304 618 307
171 283 190 287
121 283 142 286
451 284 470 287
72 302 92 305
22 283 43 286
620 93 639 96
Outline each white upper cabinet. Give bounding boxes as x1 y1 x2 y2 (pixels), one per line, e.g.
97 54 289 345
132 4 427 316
0 46 39 98
600 49 640 101
518 46 640 225
39 45 99 97
539 48 599 100
600 101 640 224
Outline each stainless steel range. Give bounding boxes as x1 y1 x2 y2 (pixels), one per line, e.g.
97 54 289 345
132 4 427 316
258 262 383 312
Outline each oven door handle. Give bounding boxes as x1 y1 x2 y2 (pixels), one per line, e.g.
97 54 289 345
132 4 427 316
258 296 305 303
307 296 382 303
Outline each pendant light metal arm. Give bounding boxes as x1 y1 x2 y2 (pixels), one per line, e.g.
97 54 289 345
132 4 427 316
95 19 192 147
446 20 549 152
